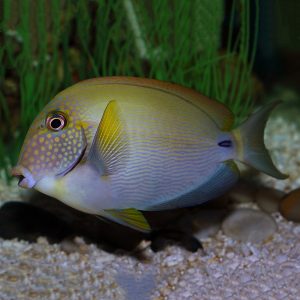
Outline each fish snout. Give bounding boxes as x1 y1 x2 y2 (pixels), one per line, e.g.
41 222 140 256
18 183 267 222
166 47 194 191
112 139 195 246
11 166 36 188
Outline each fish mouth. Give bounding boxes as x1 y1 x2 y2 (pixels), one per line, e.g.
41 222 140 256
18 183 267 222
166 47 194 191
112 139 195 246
11 166 36 188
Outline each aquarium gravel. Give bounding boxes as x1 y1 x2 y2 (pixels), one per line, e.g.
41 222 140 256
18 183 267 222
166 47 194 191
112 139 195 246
0 116 300 300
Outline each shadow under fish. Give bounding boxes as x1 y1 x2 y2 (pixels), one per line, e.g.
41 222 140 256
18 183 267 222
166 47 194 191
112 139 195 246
0 191 212 253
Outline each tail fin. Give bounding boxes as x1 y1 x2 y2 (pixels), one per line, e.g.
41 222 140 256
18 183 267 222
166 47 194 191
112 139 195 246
232 101 288 179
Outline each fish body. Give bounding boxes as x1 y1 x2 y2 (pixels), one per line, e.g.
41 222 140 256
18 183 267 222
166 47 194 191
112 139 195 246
12 77 287 231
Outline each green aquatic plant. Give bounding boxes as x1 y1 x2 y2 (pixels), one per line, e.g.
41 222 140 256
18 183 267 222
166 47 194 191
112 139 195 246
132 0 259 123
0 0 63 178
0 0 258 179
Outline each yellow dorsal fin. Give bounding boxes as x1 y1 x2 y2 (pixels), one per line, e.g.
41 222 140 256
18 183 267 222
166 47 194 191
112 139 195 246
88 100 128 175
103 208 151 232
74 77 235 130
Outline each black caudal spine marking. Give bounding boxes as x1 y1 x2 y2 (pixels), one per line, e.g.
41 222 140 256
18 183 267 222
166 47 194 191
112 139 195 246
218 140 232 147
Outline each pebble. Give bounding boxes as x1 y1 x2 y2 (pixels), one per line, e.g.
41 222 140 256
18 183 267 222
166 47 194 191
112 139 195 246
292 225 300 235
279 188 300 222
163 254 184 267
60 238 79 254
222 208 277 243
255 187 285 213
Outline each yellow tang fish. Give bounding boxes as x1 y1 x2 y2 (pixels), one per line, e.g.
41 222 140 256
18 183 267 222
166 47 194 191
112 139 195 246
12 77 287 232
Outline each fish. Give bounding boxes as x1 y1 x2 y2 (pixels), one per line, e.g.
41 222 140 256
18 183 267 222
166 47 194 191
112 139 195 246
11 76 288 232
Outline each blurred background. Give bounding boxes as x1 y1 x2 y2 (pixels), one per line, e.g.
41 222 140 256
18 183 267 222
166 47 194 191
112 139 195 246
0 0 299 179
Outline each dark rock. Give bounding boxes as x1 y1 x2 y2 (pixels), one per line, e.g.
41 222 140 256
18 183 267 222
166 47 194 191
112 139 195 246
279 188 300 222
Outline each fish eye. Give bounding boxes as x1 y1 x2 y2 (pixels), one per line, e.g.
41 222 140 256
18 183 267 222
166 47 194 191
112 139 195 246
46 113 67 131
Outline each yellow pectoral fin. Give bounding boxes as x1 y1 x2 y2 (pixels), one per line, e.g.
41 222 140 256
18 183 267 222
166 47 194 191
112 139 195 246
103 208 151 233
88 100 128 175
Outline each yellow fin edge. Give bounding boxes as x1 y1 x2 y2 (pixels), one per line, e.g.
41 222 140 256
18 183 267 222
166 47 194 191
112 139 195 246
103 208 151 233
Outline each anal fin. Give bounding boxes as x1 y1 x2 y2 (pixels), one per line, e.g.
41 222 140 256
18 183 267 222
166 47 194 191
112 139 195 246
102 208 151 233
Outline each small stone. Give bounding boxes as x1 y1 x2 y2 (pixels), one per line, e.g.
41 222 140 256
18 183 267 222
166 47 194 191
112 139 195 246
279 188 300 222
255 187 285 213
164 254 184 267
222 208 277 243
60 238 78 254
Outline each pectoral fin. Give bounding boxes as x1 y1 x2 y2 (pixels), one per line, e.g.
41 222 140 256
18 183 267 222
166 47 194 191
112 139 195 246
102 208 151 232
88 100 128 175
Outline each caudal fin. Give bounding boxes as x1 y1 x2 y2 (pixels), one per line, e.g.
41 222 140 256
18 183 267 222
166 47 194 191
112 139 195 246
232 101 288 179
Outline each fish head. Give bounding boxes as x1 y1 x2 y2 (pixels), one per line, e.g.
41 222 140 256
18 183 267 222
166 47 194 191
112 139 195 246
11 96 89 189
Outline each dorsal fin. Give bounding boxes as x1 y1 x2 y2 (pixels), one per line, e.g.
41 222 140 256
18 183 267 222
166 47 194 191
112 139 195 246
88 100 128 175
74 76 235 130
